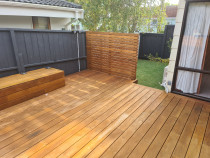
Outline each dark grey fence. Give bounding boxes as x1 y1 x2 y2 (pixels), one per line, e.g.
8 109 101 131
139 33 164 59
139 25 175 59
0 29 86 78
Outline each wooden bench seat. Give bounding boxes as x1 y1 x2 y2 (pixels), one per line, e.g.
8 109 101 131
0 68 65 110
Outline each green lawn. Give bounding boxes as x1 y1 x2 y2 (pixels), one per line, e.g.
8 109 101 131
136 60 168 90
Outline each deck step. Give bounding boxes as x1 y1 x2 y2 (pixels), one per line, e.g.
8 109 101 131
0 68 65 110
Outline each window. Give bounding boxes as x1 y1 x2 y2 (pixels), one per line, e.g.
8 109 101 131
71 24 80 31
173 1 210 101
76 25 80 30
32 17 50 30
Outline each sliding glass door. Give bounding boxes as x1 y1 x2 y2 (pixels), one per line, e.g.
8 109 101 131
173 1 210 101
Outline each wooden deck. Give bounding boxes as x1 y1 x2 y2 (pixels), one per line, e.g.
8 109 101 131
0 68 65 110
0 70 209 158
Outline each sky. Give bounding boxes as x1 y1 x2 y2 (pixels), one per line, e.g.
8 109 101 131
167 0 179 4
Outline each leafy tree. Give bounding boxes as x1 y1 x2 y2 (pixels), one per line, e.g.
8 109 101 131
68 0 167 33
156 0 167 33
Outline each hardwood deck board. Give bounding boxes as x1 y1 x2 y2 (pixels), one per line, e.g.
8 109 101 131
21 84 138 158
185 107 209 158
0 70 209 158
0 75 120 140
0 78 128 151
0 70 105 115
0 80 130 157
141 98 188 158
157 100 195 158
56 90 154 158
86 91 164 158
0 74 123 136
0 70 99 121
114 94 175 158
1 71 123 121
46 87 150 158
128 97 182 158
171 102 203 158
70 91 156 158
100 93 168 158
199 113 210 158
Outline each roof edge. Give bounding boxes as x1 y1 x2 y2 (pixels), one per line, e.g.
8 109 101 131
2 0 82 9
0 1 84 12
0 1 84 19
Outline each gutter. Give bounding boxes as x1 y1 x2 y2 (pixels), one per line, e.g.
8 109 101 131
0 1 84 18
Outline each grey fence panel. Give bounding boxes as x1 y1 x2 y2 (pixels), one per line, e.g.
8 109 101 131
162 25 175 59
0 29 87 78
78 32 87 71
139 25 175 59
25 61 80 76
0 31 17 70
0 69 19 78
139 33 164 59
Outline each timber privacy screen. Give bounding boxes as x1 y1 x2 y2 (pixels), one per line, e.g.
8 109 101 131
0 29 139 80
86 31 139 80
0 29 86 78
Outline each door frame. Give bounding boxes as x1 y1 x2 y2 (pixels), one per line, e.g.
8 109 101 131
172 0 210 102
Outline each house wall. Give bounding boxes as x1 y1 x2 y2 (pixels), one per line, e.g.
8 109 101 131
50 18 70 30
0 16 33 29
0 2 84 19
166 0 186 92
0 16 73 30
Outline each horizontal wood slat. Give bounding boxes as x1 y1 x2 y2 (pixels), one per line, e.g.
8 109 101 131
86 31 139 80
0 68 65 110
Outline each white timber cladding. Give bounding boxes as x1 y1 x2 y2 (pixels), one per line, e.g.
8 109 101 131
50 18 71 30
0 1 84 19
0 1 84 30
166 0 186 92
0 16 33 29
0 16 72 30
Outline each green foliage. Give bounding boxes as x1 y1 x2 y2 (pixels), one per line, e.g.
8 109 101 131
147 53 169 64
136 59 167 90
68 0 167 33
